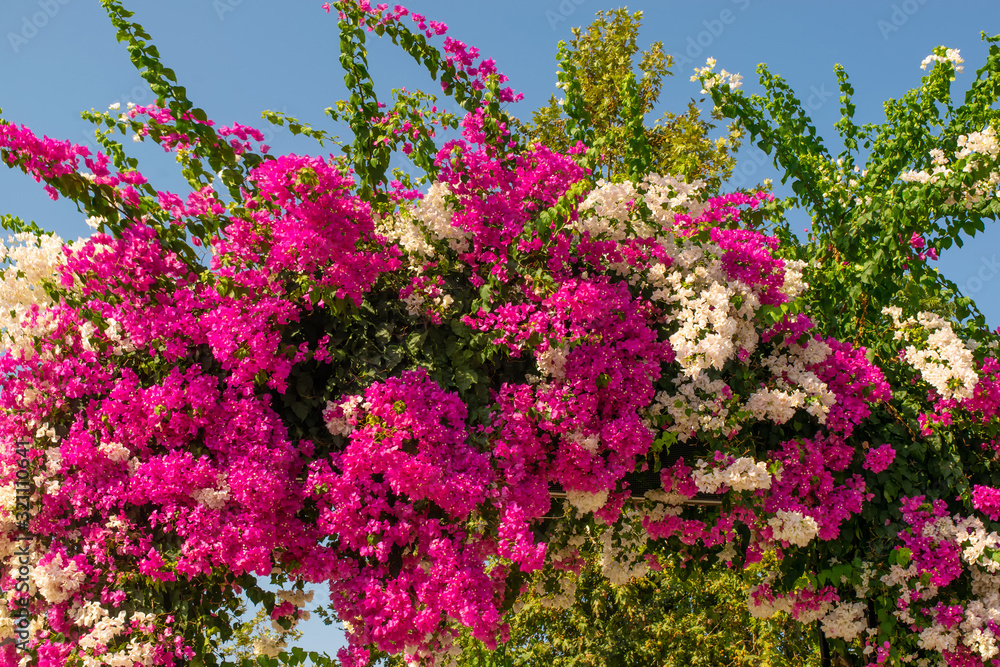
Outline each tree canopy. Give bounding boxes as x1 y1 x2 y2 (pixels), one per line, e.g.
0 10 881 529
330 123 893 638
523 8 742 191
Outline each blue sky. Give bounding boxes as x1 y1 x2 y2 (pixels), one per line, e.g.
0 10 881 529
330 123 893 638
1 0 998 659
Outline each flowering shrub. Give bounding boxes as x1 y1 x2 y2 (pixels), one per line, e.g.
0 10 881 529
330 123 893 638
700 36 1000 666
0 3 999 667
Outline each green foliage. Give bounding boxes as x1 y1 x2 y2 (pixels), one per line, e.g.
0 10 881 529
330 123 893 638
374 556 818 667
524 9 743 189
218 607 304 665
705 39 1000 338
459 560 819 667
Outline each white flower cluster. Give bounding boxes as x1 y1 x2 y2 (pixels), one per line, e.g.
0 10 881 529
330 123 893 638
0 232 70 358
85 215 107 230
598 509 649 586
644 488 695 508
62 604 157 667
104 318 136 356
744 388 803 424
575 174 706 251
748 579 833 623
665 261 761 380
535 345 568 381
578 180 642 239
99 441 131 463
691 57 743 93
899 169 935 184
747 586 790 619
70 600 109 627
651 373 740 441
277 588 315 607
567 431 600 455
31 552 85 604
0 603 15 644
81 639 155 667
895 124 998 206
378 182 469 260
716 541 738 564
820 602 867 641
564 488 608 515
640 173 706 226
691 456 772 495
533 531 586 610
952 516 1000 569
654 250 774 418
884 307 979 400
190 475 231 510
967 570 1000 659
920 48 964 74
781 259 809 300
918 622 959 654
745 338 835 425
957 126 998 160
767 510 819 548
577 176 705 287
66 605 158 666
324 395 366 437
962 596 1000 661
854 560 875 598
402 288 454 321
78 612 127 651
253 635 287 659
899 148 954 186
